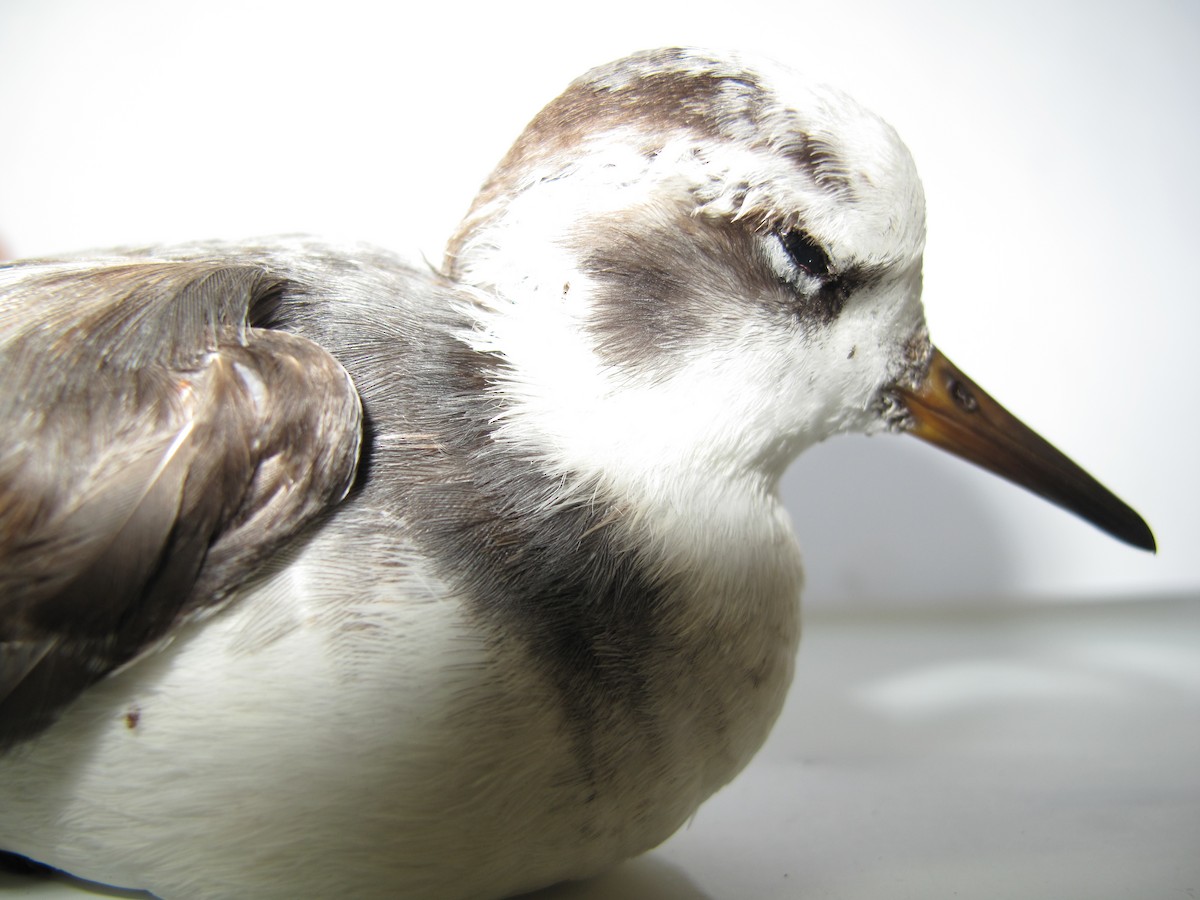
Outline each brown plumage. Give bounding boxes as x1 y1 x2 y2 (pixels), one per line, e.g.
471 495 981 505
1 260 361 745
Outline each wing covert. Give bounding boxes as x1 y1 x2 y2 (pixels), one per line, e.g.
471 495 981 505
0 259 363 746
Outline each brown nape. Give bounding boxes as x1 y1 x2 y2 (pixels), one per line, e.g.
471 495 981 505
445 50 764 268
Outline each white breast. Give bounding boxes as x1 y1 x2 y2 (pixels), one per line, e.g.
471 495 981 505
0 485 801 900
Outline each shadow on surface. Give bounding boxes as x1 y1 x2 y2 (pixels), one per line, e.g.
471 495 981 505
0 851 152 897
518 855 712 900
0 854 708 900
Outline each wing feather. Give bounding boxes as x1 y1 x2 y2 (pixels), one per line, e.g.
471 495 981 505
0 259 362 745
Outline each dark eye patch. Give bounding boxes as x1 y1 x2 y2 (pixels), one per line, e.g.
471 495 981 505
772 230 854 326
779 230 832 278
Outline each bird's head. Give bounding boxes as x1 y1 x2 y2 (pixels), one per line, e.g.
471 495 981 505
445 48 1153 552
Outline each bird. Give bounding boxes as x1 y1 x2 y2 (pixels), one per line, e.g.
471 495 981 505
0 47 1154 899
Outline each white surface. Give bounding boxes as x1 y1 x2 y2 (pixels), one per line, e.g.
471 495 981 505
0 0 1193 605
3 597 1197 898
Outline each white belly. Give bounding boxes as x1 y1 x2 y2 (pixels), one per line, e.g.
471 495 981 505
0 528 800 900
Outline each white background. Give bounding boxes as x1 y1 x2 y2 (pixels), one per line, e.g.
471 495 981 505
1 0 1195 609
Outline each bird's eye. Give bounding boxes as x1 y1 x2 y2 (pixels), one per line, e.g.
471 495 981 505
779 230 832 279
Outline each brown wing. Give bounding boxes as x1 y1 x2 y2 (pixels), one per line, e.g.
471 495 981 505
0 259 363 746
